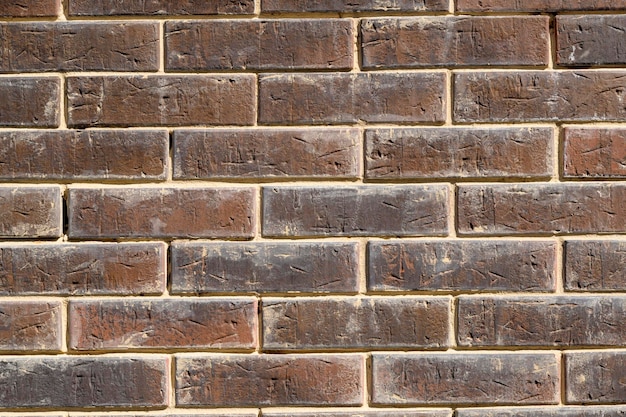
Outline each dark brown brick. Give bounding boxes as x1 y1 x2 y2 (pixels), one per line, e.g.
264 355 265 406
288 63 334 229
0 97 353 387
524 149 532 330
368 240 556 292
365 127 553 180
458 184 626 235
0 130 168 181
457 0 626 11
563 128 626 178
458 295 626 347
69 298 257 350
0 77 59 127
265 412 452 417
362 17 549 68
0 243 166 295
565 240 626 291
67 75 256 127
263 296 450 350
454 71 626 123
0 356 168 409
0 23 158 72
175 354 363 406
170 241 359 294
372 353 559 405
458 407 626 417
0 0 58 16
557 16 626 67
166 20 353 71
259 72 445 125
69 0 254 15
262 0 449 12
0 301 62 351
566 352 626 404
0 186 61 238
173 128 360 179
68 187 256 239
262 185 449 237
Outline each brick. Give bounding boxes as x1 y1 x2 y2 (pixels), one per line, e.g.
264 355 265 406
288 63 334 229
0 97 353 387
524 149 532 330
458 407 626 417
265 412 452 417
175 354 364 406
565 240 626 291
259 72 445 125
0 0 58 17
563 128 626 178
166 20 353 71
69 0 254 15
69 298 257 350
67 75 256 127
372 353 559 405
69 187 255 239
263 296 450 350
454 71 626 123
557 16 626 67
457 0 626 11
0 77 59 127
566 351 626 404
368 240 556 292
0 23 158 72
173 128 360 179
361 17 549 69
76 415 257 417
365 127 553 180
0 301 62 351
458 183 626 236
0 186 61 238
170 241 359 294
458 295 626 347
262 185 448 237
0 130 168 181
262 0 449 12
0 356 168 409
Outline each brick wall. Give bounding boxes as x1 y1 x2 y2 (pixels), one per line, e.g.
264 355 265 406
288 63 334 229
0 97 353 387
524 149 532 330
2 0 626 416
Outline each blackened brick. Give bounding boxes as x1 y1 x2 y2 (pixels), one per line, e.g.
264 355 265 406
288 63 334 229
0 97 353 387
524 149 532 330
457 0 626 12
0 301 62 351
565 240 626 291
0 77 59 127
69 0 254 15
557 16 626 66
0 186 62 238
265 412 452 417
566 351 626 404
458 407 626 417
262 0 449 12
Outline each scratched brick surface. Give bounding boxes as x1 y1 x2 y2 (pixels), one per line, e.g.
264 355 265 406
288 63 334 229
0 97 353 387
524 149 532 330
262 0 449 12
0 78 60 127
0 301 62 351
68 0 255 15
456 0 626 11
0 0 59 16
565 240 626 291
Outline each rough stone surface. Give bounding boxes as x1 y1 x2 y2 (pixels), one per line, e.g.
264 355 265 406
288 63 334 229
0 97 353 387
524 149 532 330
563 128 626 178
565 240 626 291
0 301 62 351
0 186 62 238
0 77 60 127
69 0 255 15
566 352 626 404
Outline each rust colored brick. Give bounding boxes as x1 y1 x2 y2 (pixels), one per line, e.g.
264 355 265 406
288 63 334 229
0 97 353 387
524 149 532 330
69 0 254 15
0 301 62 351
0 0 58 16
262 0 449 12
458 407 626 417
0 77 60 127
457 0 626 11
566 351 626 404
565 240 626 291
0 186 62 238
563 128 626 178
557 16 626 66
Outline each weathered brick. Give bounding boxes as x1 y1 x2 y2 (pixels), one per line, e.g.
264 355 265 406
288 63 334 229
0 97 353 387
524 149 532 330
365 127 553 180
0 130 168 181
362 17 549 68
368 240 556 292
457 0 626 11
263 296 450 350
0 77 59 127
175 354 363 406
0 0 58 16
0 186 61 238
259 72 445 125
458 184 626 235
0 23 158 72
565 240 626 291
67 75 256 127
557 16 626 67
458 295 626 347
173 128 360 179
566 351 626 404
262 0 449 12
69 0 254 15
262 185 448 237
0 356 168 409
166 20 353 71
458 407 626 417
563 128 626 178
0 301 62 351
372 353 559 405
68 187 256 239
265 411 453 417
454 71 626 123
69 298 257 350
171 241 359 294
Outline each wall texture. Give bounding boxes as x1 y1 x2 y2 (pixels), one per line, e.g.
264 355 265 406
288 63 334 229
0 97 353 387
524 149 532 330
2 0 626 416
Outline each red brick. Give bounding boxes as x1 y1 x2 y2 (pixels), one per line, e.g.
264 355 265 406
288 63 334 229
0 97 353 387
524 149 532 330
458 183 626 236
458 407 626 417
362 17 549 68
262 0 449 12
368 240 556 292
365 127 553 180
166 20 353 71
173 128 360 179
69 298 257 350
372 353 559 405
457 0 626 11
69 0 254 15
0 77 60 127
565 240 626 291
259 72 446 125
458 295 626 347
0 130 168 181
0 356 168 409
262 185 449 237
265 412 452 417
170 241 359 294
67 75 256 127
557 16 626 67
563 128 626 178
566 351 626 404
0 186 62 238
263 296 450 350
0 301 62 351
0 0 58 16
175 354 363 406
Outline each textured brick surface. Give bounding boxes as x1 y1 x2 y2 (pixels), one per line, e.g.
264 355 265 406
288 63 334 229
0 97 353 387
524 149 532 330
563 128 626 178
457 0 626 11
557 16 626 66
0 186 62 238
265 412 453 417
565 240 626 291
0 301 62 351
566 352 626 404
458 407 626 417
262 0 449 12
0 0 59 16
0 78 60 127
69 0 255 15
